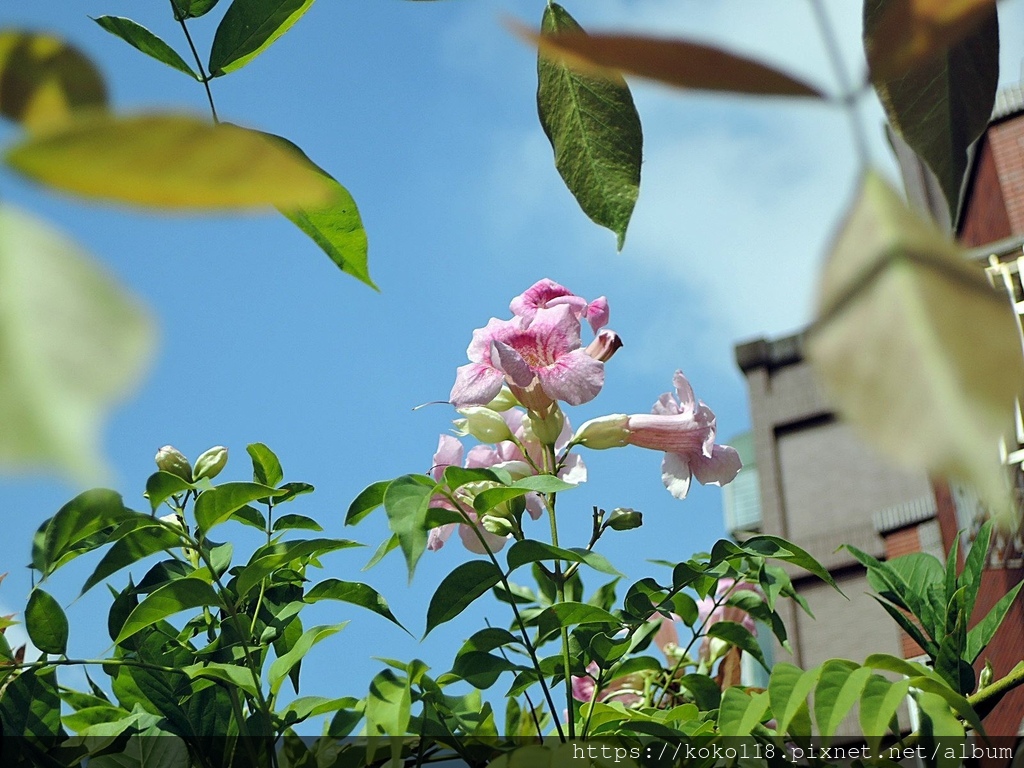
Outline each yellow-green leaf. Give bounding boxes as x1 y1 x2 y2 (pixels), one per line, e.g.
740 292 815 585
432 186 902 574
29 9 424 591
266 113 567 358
806 172 1022 516
0 29 108 132
5 114 338 210
262 132 374 287
0 205 153 482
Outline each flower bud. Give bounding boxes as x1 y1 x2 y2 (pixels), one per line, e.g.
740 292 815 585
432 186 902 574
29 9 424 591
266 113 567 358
528 406 565 446
155 445 192 482
480 514 515 537
455 407 513 443
585 329 623 362
486 386 519 412
979 659 994 689
572 414 629 449
606 507 643 531
193 446 228 481
159 512 184 530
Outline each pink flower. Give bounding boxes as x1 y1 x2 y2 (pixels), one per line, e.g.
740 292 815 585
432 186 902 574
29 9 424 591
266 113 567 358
509 279 609 333
426 435 511 555
627 371 741 500
450 305 605 411
426 413 587 553
571 661 643 707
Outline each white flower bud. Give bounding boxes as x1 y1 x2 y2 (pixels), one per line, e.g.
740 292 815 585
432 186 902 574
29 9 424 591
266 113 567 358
572 414 629 450
455 407 513 443
193 446 228 481
155 445 192 482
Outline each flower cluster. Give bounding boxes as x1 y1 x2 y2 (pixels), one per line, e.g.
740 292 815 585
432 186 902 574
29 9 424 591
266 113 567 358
430 279 741 553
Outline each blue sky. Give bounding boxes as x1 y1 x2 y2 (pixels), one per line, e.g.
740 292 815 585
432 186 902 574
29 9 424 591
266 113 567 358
2 0 1022 730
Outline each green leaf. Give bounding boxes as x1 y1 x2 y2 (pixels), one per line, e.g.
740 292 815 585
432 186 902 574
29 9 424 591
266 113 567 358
305 578 404 629
865 0 998 220
718 687 769 736
706 620 768 670
172 0 222 21
425 560 503 636
236 538 361 596
536 602 619 638
537 3 642 250
383 474 436 581
115 577 220 644
884 552 946 636
181 662 260 698
0 668 61 749
272 513 322 532
915 689 966 741
965 579 1023 663
0 207 154 484
25 588 68 655
194 481 284 532
37 488 133 576
768 662 821 737
92 17 197 80
960 520 993 619
6 114 338 210
209 0 317 77
365 669 411 741
247 442 283 486
908 676 984 735
678 673 721 710
278 696 356 725
269 623 345 695
859 674 910 750
364 533 399 570
265 133 374 288
231 504 267 531
442 466 503 491
81 521 182 594
741 535 842 592
807 172 1023 514
145 471 193 513
505 540 622 576
347 480 390 526
0 30 108 133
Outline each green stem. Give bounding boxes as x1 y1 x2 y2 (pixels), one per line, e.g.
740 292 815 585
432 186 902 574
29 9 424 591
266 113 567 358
653 581 740 709
544 446 575 739
172 7 220 124
10 657 187 676
438 488 566 741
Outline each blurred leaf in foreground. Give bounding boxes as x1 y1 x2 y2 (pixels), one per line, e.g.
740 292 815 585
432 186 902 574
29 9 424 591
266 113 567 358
807 172 1022 519
0 29 108 132
0 205 154 482
5 114 338 210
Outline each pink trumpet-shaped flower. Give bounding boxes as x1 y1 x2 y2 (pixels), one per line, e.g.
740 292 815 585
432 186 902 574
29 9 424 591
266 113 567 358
628 371 741 500
571 371 741 499
450 305 604 411
510 278 609 333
